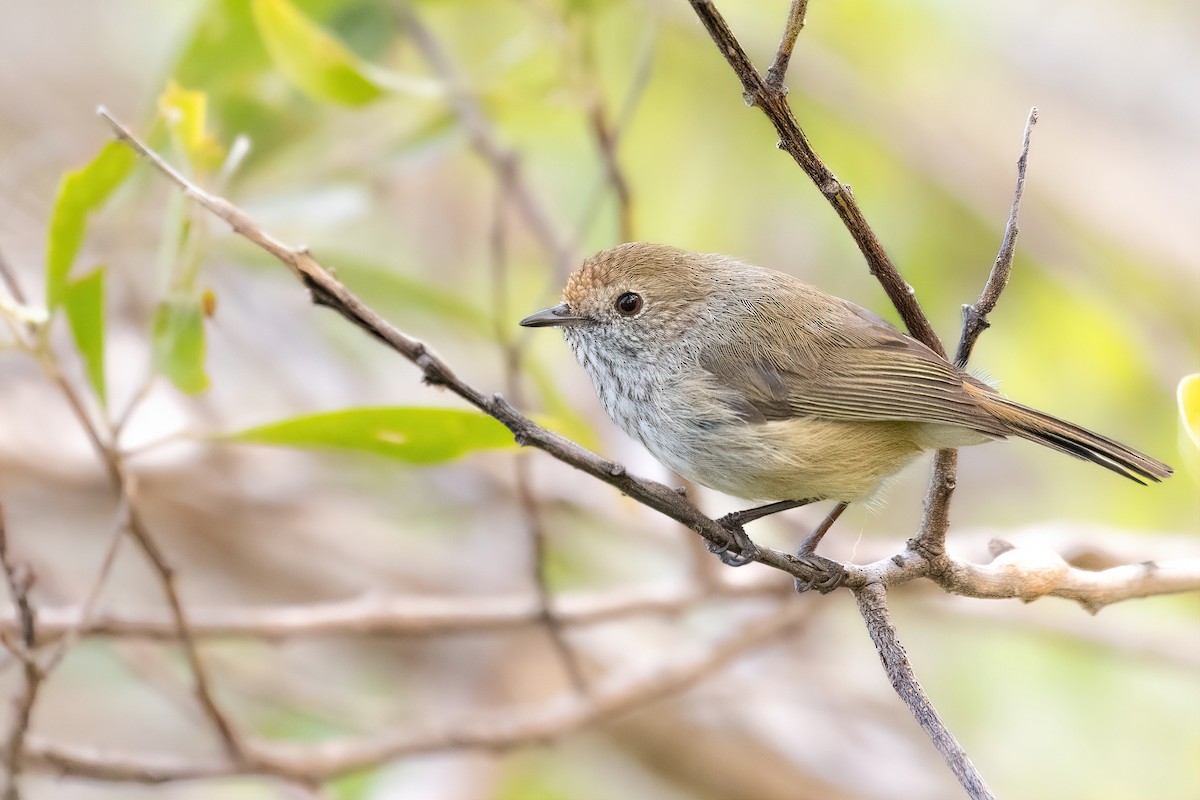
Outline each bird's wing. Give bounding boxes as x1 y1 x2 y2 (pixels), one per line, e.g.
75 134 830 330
698 301 1010 436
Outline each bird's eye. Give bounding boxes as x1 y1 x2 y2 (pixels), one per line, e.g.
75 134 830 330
614 292 643 316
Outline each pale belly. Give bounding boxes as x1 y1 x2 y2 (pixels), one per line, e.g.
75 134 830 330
645 417 929 502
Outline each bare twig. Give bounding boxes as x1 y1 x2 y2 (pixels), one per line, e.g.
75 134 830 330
765 0 810 90
955 107 1039 368
96 105 847 593
397 5 574 278
0 501 38 800
854 584 994 800
686 0 944 356
38 495 130 674
8 271 243 760
489 182 590 695
0 579 787 643
20 600 814 783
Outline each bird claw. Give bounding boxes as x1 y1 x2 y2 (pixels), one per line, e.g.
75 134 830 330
791 554 846 594
710 515 763 567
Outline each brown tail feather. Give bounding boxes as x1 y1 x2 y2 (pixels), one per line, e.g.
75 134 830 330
972 392 1173 484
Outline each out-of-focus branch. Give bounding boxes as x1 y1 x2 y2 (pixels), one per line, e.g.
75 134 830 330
96 106 847 593
0 250 243 761
0 577 786 643
21 600 814 783
489 181 590 695
0 501 39 800
397 6 575 277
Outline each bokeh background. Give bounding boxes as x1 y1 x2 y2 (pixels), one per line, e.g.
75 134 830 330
0 0 1197 798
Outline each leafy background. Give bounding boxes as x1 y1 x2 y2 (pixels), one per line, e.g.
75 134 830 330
0 0 1197 798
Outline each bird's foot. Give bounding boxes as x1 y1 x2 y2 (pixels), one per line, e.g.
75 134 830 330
710 515 762 567
791 553 846 594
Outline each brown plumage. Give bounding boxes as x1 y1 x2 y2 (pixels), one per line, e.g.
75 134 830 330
521 243 1172 506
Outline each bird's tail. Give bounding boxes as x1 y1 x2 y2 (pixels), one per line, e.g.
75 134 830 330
967 386 1173 484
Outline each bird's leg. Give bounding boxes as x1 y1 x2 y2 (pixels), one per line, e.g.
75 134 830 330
711 498 818 567
793 501 850 593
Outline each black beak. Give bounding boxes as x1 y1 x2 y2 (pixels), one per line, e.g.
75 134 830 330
519 303 595 328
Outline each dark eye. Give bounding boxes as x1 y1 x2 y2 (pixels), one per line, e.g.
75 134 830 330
615 292 643 316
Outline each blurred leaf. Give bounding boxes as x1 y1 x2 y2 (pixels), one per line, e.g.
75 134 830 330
45 142 136 308
324 252 490 336
152 296 210 394
222 406 517 463
1178 373 1200 482
251 0 386 106
62 267 107 408
158 81 225 171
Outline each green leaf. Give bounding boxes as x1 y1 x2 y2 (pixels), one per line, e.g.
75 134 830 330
221 407 517 464
45 142 136 308
152 297 210 395
251 0 386 106
1178 373 1200 482
159 81 225 171
63 267 107 408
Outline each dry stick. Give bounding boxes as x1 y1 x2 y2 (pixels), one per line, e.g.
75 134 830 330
686 0 943 357
97 107 844 593
0 580 789 642
397 6 574 279
0 501 38 800
32 342 243 760
23 600 815 783
489 184 591 696
682 4 990 797
855 584 995 800
765 0 810 90
955 108 1039 369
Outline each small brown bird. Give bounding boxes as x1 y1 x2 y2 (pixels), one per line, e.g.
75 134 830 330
521 243 1172 565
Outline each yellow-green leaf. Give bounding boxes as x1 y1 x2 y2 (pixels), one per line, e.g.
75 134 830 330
152 297 210 395
159 81 225 171
252 0 385 106
45 142 136 308
1178 374 1200 482
63 267 107 408
221 407 517 464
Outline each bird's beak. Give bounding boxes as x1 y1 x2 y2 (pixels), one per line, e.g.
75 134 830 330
519 303 595 328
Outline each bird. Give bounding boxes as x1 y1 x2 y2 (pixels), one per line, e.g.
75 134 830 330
520 242 1172 566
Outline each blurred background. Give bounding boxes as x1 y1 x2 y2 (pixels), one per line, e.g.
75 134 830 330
0 0 1197 798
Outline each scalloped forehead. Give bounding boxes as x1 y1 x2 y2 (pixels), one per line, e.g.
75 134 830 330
562 242 704 305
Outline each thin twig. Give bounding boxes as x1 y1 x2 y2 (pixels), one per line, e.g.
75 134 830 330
955 107 1039 368
686 0 944 356
21 600 815 783
0 579 788 642
397 5 575 278
38 495 130 674
854 584 995 800
14 280 243 760
765 0 809 90
489 182 590 695
97 105 848 593
0 500 38 800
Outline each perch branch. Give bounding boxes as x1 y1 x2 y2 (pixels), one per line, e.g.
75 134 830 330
0 501 38 800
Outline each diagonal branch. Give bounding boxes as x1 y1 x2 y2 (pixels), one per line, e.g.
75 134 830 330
686 0 944 356
96 106 846 594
